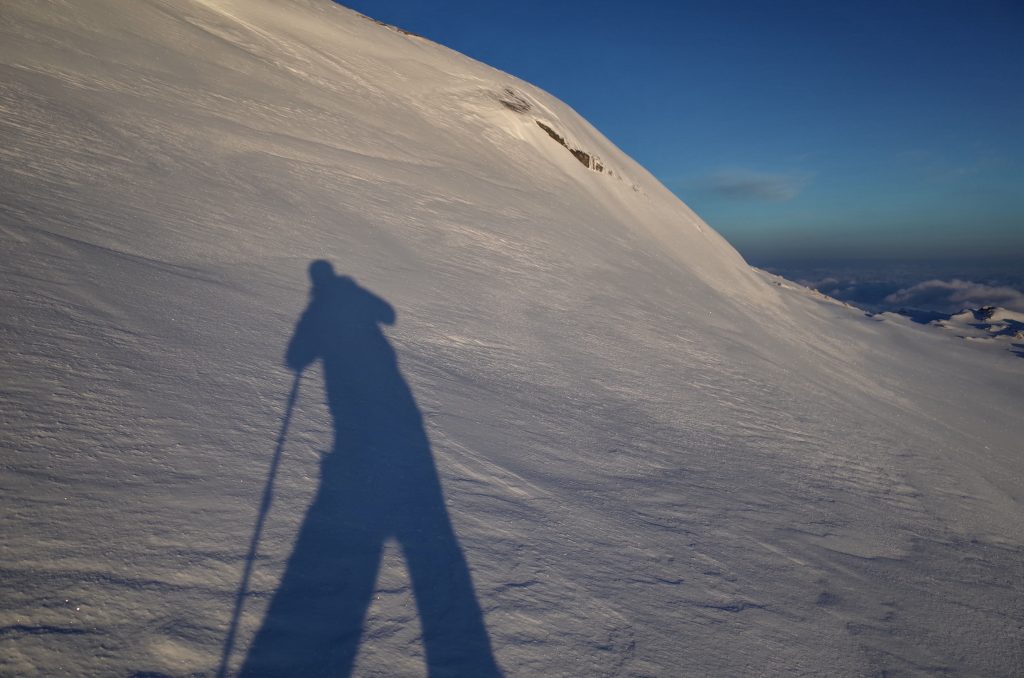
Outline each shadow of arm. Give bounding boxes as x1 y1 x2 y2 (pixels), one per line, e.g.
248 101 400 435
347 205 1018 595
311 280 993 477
285 306 320 372
369 290 396 326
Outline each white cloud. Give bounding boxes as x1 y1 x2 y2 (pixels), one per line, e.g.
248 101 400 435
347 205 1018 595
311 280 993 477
884 279 1024 314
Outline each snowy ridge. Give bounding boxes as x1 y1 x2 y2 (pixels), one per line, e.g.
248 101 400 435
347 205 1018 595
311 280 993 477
914 306 1024 357
1 1 1023 676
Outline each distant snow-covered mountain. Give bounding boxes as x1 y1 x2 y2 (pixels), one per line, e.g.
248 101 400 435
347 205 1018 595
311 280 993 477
923 306 1024 357
1 1 1022 676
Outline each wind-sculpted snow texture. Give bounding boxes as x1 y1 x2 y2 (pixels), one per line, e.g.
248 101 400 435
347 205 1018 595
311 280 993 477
1 1 1022 676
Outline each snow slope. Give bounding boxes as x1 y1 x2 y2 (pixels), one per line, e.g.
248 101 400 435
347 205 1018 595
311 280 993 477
1 1 1022 675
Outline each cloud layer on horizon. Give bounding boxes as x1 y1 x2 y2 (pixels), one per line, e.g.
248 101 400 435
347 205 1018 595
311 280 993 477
884 279 1024 314
766 262 1024 315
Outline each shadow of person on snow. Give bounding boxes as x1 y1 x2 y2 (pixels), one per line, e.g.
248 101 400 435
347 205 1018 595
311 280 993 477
241 260 500 676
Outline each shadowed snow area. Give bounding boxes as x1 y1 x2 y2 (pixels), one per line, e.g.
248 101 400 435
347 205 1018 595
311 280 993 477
1 1 1023 676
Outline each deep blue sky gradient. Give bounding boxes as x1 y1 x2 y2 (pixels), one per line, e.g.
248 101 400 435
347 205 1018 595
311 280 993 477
339 1 1023 264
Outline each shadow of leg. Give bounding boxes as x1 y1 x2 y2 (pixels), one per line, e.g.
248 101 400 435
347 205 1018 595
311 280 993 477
240 487 383 677
401 523 501 677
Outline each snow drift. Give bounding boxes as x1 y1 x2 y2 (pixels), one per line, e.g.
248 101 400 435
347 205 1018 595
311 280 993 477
1 1 1022 675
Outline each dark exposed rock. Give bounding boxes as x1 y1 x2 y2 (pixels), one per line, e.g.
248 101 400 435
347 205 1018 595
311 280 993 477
570 148 591 167
536 121 567 147
535 120 603 172
498 88 532 113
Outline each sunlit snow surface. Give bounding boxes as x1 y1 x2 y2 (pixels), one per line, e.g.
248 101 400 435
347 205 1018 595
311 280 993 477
1 1 1022 676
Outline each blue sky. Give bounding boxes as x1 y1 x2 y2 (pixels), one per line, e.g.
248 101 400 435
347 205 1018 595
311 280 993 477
339 1 1023 264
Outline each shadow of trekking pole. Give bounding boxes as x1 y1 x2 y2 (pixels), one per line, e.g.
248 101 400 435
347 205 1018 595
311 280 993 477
217 373 302 678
